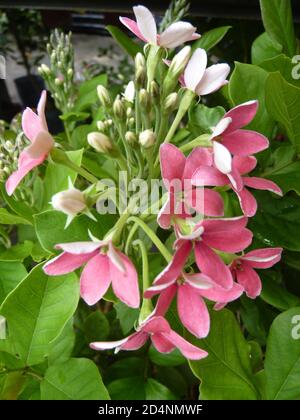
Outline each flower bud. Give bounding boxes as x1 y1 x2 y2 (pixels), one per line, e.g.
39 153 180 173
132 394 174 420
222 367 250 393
67 68 73 78
169 46 191 77
135 53 146 87
135 52 146 69
124 81 135 103
113 98 126 120
87 132 113 153
96 121 106 132
51 188 86 217
139 129 156 149
128 117 135 129
39 64 51 75
164 92 178 112
97 85 112 108
139 89 151 111
125 131 137 145
55 77 63 86
150 81 159 99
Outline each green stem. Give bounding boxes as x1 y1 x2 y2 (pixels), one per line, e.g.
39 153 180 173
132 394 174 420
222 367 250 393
127 216 172 262
179 134 212 153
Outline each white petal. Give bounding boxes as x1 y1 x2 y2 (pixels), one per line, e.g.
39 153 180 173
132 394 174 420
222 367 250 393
213 141 232 174
184 48 207 92
183 273 214 290
55 241 102 254
25 130 54 159
211 117 232 139
160 21 198 49
123 81 135 102
196 63 230 96
90 337 129 350
133 5 157 45
107 242 126 272
242 255 278 263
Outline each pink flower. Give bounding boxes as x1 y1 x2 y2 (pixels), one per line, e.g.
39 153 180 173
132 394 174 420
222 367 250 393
6 90 54 196
192 155 282 217
158 144 224 229
144 248 243 338
230 247 282 298
210 101 269 174
174 217 252 290
43 236 140 308
120 5 200 48
90 315 207 360
180 48 230 96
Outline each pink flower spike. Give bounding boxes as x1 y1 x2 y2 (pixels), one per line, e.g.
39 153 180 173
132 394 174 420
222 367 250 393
90 316 208 360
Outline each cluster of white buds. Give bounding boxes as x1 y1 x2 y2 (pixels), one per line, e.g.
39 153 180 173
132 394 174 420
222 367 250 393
38 29 75 113
0 133 27 182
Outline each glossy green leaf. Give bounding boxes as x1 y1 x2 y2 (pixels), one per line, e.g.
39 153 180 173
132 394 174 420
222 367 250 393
40 358 110 400
149 345 185 367
259 54 300 88
0 208 31 225
115 302 139 335
84 311 109 343
260 273 300 311
192 26 231 51
0 261 27 304
265 72 300 152
74 74 107 111
106 25 142 57
188 309 259 400
265 307 300 399
251 32 282 65
48 318 75 365
259 0 296 57
0 184 34 224
0 264 79 366
188 104 225 136
0 241 33 262
229 62 274 137
108 376 175 400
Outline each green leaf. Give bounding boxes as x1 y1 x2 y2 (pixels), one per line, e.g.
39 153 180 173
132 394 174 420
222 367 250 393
74 74 107 111
251 32 282 65
265 307 300 399
229 62 274 137
60 111 90 123
70 124 95 149
188 309 259 400
83 311 109 342
192 26 231 52
0 184 34 224
259 0 296 57
0 261 27 305
259 54 300 88
42 149 83 209
265 72 300 152
0 208 31 225
48 318 75 365
106 25 142 57
107 376 175 400
115 302 139 335
260 273 300 311
149 345 185 367
40 358 110 400
0 264 79 366
266 161 300 196
0 371 26 400
0 241 33 262
35 210 116 253
105 357 145 382
188 104 225 136
249 192 300 251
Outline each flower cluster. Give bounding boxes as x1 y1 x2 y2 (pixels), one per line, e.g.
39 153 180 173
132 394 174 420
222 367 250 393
6 5 283 361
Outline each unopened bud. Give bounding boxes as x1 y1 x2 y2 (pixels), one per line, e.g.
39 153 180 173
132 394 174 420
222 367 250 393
40 64 51 75
97 85 112 108
113 98 126 120
96 121 106 132
135 53 146 87
150 81 159 99
51 188 86 217
128 117 135 129
139 89 151 110
124 81 135 103
125 131 137 145
55 77 63 86
135 52 146 69
164 92 178 112
67 68 73 78
126 107 133 118
87 132 113 153
169 46 191 77
139 129 156 148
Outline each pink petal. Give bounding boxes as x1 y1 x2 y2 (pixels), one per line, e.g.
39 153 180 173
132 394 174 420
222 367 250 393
157 192 176 229
55 241 102 254
160 144 186 189
223 100 258 134
187 188 224 217
195 242 233 289
120 331 149 350
151 334 176 353
133 5 157 45
5 150 45 196
159 21 199 48
236 263 262 299
183 147 213 181
153 241 192 286
22 108 43 141
192 165 228 187
211 117 232 139
161 330 208 360
37 90 48 131
151 284 177 315
183 272 216 290
232 156 257 175
196 63 230 96
25 130 54 159
202 216 248 233
44 251 97 276
80 254 111 305
242 247 282 269
235 187 258 217
184 48 207 92
243 177 283 196
203 225 253 253
178 284 210 338
227 163 244 192
142 316 171 334
222 130 269 156
199 281 244 305
110 251 140 308
119 17 148 42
